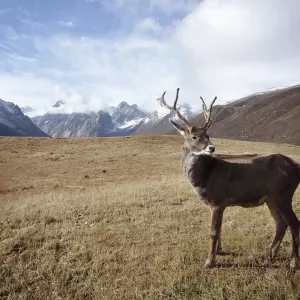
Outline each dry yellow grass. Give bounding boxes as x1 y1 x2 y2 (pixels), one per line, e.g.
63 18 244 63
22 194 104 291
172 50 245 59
0 136 300 300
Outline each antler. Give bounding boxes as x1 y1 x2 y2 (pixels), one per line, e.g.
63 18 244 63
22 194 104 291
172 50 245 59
158 88 192 127
200 96 217 130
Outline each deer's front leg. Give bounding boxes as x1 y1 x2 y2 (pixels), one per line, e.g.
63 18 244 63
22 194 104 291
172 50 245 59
217 235 222 254
205 206 224 268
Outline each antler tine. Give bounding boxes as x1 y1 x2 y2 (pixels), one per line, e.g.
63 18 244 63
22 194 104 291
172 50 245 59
200 96 217 130
158 88 192 128
208 97 217 117
200 96 208 111
158 91 173 110
175 107 192 128
173 88 180 110
200 96 209 122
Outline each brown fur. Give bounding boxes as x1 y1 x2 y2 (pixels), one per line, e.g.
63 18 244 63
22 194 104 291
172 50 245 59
179 135 300 270
160 89 300 270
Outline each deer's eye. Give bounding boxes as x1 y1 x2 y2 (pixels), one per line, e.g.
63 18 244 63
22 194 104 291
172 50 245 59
192 136 197 140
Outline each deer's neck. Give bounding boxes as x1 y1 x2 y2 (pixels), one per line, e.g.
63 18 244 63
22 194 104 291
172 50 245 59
182 147 216 189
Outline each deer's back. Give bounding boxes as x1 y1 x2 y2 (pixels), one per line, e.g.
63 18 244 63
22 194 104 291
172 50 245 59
189 154 300 207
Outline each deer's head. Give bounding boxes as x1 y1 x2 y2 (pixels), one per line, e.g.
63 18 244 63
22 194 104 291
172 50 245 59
158 88 217 156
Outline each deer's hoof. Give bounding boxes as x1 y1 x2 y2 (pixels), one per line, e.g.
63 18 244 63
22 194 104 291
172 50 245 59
268 248 278 261
290 257 300 271
204 259 215 269
268 251 275 262
217 249 227 255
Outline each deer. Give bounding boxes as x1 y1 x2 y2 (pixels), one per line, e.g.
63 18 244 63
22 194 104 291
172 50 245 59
158 88 300 271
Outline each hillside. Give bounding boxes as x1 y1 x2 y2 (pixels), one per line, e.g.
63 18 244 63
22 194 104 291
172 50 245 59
0 99 48 137
189 85 300 145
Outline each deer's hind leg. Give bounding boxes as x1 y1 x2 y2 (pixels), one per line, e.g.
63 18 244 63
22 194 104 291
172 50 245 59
276 201 300 271
266 200 288 260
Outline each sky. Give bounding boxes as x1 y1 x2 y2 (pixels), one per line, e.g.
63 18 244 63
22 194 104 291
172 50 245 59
0 0 300 114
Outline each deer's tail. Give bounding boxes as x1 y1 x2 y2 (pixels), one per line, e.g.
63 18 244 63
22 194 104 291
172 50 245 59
291 159 300 183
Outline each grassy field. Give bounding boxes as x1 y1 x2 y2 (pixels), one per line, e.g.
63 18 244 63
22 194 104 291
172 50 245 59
1 136 300 300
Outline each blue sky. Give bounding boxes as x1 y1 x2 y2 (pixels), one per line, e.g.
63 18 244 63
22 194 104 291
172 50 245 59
1 0 300 114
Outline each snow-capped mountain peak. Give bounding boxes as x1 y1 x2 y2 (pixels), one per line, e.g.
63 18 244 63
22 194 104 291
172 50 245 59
110 101 147 127
53 100 65 108
21 106 34 115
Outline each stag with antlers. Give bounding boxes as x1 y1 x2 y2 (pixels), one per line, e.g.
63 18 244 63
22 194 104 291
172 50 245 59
158 88 300 270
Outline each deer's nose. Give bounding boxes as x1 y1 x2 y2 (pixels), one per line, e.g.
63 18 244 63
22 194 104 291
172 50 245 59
208 145 215 153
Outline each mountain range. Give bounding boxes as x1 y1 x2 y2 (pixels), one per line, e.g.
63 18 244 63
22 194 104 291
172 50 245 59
29 101 199 137
1 84 300 144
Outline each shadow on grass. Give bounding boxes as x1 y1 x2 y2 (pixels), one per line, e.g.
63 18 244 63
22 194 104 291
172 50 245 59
215 262 281 269
217 249 239 256
215 250 291 270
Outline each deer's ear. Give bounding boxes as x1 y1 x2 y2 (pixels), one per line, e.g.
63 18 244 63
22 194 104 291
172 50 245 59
171 120 187 136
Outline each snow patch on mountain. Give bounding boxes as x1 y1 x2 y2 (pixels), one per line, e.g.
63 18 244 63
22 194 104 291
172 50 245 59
118 118 145 129
21 106 34 115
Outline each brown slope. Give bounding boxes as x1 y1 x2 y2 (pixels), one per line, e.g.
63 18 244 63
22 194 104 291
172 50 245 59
179 84 300 145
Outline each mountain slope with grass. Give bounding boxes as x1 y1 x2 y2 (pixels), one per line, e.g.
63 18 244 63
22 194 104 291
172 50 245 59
172 85 300 145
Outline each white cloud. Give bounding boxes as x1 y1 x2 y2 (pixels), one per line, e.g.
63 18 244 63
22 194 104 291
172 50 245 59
51 86 108 112
1 0 300 114
57 21 74 27
174 0 300 100
136 18 161 34
31 33 181 112
0 73 56 107
0 73 108 116
149 0 199 15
